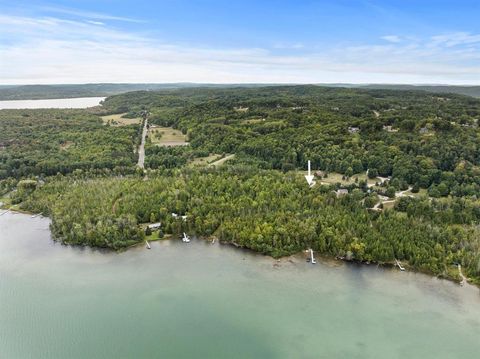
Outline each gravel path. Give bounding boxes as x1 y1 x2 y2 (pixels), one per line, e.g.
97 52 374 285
137 118 148 169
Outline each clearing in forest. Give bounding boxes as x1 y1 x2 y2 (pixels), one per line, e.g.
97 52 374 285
208 154 235 167
101 113 142 126
316 172 379 187
189 154 223 167
242 118 266 124
59 141 74 150
149 126 188 147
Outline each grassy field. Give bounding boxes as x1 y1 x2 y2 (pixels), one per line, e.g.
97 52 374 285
148 126 188 146
316 172 379 187
101 113 142 126
189 154 223 166
0 194 11 208
145 231 172 242
382 201 396 210
241 118 266 124
408 188 429 198
208 154 235 167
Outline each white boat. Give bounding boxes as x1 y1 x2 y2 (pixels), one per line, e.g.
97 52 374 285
182 232 190 243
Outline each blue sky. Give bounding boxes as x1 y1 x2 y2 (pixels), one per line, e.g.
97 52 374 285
1 0 480 84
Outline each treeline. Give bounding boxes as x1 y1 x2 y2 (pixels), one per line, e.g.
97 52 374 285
20 168 480 283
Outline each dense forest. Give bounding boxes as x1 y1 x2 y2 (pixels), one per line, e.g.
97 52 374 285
104 86 480 198
360 84 480 98
0 109 139 178
2 85 480 284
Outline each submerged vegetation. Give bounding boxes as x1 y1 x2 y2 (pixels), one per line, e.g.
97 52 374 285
2 85 480 284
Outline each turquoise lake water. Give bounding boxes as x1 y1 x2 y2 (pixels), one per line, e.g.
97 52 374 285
1 212 479 358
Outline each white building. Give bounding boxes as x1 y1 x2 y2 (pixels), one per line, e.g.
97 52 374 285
148 222 161 230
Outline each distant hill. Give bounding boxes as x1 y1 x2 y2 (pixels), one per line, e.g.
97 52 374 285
0 84 194 100
0 83 268 100
1 82 479 100
356 84 480 98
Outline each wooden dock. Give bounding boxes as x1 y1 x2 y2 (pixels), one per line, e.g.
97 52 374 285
395 259 405 271
458 264 467 286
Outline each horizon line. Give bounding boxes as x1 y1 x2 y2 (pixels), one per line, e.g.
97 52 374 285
1 82 480 87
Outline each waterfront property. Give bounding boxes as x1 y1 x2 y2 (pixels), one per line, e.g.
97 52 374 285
147 222 161 230
1 212 480 359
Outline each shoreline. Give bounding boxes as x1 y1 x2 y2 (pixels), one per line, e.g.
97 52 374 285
2 208 477 289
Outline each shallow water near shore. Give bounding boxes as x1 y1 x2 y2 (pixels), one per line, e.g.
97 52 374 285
1 212 479 359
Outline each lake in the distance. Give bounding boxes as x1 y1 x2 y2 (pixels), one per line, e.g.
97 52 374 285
1 212 479 359
0 97 105 109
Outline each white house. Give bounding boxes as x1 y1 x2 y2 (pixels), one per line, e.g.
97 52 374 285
148 222 161 230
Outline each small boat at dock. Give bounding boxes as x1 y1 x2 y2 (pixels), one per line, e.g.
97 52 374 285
182 232 190 243
145 240 151 249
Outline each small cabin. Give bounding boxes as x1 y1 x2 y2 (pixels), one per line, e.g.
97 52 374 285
348 126 360 134
335 189 349 197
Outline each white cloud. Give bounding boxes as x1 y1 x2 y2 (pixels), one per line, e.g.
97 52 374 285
85 20 105 26
431 32 480 47
0 13 479 84
39 6 144 23
273 42 305 49
381 35 402 43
